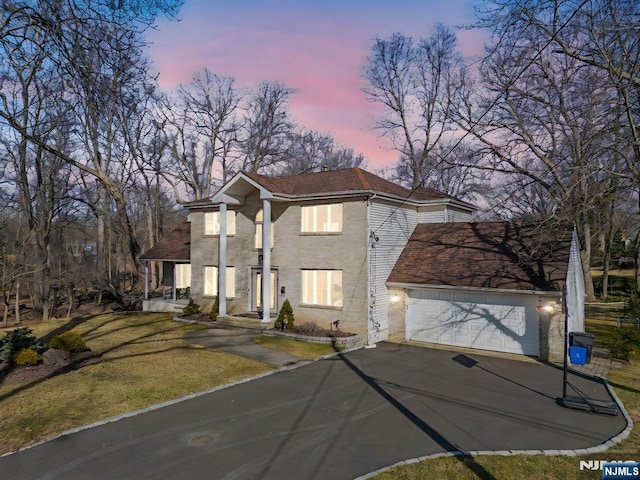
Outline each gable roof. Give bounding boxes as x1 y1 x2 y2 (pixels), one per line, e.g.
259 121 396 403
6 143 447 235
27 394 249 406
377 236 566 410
139 222 190 262
387 221 574 293
186 168 475 210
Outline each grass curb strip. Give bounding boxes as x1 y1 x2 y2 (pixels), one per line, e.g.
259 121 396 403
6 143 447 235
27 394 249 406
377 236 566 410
0 345 363 458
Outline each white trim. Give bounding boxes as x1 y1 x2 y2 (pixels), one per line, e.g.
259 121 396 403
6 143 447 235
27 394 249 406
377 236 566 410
386 282 563 297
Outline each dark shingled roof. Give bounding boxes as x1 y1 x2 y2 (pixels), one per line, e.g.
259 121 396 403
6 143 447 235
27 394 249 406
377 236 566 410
243 168 465 203
388 222 574 292
139 222 190 261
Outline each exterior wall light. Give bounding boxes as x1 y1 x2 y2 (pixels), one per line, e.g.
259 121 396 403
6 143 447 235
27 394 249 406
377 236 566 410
537 303 555 314
390 294 400 305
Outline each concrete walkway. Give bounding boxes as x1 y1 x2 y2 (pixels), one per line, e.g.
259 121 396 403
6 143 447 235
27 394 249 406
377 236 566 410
184 326 303 367
0 343 627 480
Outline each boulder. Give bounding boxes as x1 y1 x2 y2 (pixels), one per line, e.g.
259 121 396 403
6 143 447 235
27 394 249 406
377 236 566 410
42 348 71 366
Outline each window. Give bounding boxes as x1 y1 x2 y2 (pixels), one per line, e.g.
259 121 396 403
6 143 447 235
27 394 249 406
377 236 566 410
175 264 191 289
301 204 342 233
254 208 274 249
301 270 343 307
205 211 235 235
203 266 235 297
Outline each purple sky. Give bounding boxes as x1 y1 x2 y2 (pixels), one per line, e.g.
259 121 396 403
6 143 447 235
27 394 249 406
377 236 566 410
146 0 485 168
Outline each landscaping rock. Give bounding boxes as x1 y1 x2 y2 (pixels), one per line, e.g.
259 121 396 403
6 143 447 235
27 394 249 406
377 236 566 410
42 348 71 365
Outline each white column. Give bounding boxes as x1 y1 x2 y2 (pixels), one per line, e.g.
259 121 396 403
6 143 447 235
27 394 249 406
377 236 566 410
144 262 149 300
218 203 227 317
172 264 177 301
261 199 271 322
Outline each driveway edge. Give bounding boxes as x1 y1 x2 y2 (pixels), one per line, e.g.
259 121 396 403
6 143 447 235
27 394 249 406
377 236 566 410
0 346 362 458
355 378 634 480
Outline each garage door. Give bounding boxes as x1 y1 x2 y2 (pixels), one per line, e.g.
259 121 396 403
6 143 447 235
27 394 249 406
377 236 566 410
406 289 539 356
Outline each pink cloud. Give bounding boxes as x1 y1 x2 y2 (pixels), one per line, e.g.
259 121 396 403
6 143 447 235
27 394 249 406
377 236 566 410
146 0 484 169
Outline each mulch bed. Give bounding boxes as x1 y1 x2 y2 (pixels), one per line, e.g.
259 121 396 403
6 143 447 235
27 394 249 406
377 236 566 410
271 326 354 338
0 352 100 388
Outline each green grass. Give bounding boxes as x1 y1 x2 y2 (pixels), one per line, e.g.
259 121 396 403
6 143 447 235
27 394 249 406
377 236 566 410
372 309 640 480
253 335 342 359
0 313 271 454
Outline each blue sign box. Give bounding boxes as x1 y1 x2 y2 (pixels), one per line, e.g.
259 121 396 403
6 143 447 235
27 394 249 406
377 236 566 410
602 462 640 479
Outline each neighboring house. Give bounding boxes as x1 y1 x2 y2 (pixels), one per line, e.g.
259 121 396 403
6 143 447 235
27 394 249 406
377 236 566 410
139 168 583 363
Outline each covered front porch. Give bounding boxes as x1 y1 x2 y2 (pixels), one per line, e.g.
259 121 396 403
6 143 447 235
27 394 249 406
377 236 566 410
206 172 277 322
139 221 192 313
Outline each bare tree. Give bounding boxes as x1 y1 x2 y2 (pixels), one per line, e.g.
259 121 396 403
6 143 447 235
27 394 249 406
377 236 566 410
363 24 465 188
159 69 242 201
241 80 296 173
276 129 365 175
0 0 182 306
455 0 635 300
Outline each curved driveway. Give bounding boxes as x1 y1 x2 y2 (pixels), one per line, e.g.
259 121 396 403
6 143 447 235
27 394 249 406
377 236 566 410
0 343 627 480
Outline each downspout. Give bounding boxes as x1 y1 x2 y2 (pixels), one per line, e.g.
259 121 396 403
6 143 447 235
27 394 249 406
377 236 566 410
367 194 381 342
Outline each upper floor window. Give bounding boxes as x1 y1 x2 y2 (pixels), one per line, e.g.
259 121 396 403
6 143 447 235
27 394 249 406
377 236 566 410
205 210 235 236
254 208 274 249
301 204 342 233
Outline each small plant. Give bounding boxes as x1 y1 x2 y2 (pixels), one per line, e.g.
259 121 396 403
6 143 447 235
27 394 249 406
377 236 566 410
48 330 87 353
608 325 640 361
626 295 640 318
296 321 324 335
13 348 42 366
275 299 295 330
210 296 219 321
182 299 201 316
0 327 37 363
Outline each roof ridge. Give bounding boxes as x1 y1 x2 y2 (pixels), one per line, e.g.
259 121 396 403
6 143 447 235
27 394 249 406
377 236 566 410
352 167 372 190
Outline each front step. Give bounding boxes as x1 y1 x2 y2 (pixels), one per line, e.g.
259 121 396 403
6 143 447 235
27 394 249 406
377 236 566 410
216 315 273 330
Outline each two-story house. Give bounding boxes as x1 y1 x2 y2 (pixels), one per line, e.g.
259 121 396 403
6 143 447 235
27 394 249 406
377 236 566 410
140 167 583 362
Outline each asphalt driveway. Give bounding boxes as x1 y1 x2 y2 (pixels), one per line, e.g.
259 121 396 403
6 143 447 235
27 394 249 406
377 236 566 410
0 343 627 480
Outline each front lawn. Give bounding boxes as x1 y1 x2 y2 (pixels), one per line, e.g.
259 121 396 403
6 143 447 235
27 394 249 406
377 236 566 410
0 313 271 454
254 335 341 359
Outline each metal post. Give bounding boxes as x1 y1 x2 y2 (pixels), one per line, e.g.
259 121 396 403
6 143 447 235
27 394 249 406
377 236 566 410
562 285 568 399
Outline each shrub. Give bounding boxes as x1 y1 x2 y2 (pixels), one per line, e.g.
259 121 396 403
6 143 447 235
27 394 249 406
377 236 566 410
275 299 295 330
0 327 37 363
182 299 201 316
626 295 640 318
13 348 41 366
48 330 87 353
210 296 219 321
608 325 640 361
296 321 324 335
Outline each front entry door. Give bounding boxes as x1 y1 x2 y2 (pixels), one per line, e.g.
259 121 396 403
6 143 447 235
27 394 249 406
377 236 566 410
251 268 277 315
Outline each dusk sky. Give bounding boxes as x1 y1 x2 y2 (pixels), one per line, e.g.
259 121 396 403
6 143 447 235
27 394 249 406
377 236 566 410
146 0 486 168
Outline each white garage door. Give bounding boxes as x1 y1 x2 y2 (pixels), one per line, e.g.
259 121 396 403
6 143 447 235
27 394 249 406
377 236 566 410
406 289 539 356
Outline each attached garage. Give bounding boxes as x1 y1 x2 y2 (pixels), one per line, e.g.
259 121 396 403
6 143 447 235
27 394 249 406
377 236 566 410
405 288 539 356
387 221 585 361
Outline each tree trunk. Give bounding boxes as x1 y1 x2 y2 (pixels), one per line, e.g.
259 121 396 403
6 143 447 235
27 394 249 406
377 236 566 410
14 279 20 324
